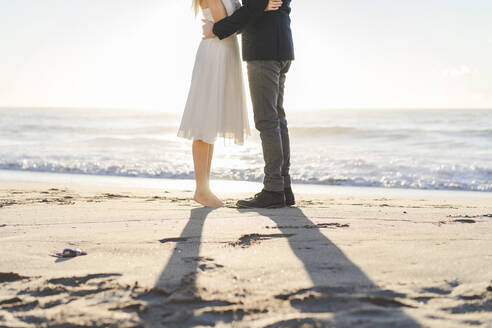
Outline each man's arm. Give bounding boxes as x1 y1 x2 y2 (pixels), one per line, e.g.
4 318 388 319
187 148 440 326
212 0 269 40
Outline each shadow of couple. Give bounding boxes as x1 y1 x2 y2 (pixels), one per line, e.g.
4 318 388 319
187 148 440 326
140 206 420 327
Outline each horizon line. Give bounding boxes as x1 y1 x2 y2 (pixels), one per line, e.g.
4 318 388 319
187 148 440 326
1 106 491 112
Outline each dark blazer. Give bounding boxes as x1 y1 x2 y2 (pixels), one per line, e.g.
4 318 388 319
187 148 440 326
213 0 294 61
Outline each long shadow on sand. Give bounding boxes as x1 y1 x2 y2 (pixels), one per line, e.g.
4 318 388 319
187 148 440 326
139 207 242 327
139 206 420 327
239 207 420 327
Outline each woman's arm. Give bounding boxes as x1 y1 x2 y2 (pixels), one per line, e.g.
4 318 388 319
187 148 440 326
205 0 227 22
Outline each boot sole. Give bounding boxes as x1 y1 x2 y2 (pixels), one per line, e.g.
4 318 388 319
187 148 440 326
236 202 286 209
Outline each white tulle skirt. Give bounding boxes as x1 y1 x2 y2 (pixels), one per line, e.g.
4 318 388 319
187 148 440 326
177 34 250 145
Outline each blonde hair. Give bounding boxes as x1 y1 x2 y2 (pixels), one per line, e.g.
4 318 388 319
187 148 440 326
192 0 201 16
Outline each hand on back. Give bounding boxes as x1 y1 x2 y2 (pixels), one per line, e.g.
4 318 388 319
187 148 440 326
265 0 282 11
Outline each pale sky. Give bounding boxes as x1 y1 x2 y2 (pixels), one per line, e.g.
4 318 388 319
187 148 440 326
0 0 491 111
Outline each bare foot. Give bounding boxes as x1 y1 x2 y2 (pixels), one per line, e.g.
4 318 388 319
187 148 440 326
193 190 224 207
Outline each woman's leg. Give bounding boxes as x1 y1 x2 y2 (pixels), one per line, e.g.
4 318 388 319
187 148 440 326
206 141 214 180
192 140 224 207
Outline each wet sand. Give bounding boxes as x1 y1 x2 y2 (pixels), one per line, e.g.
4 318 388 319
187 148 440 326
0 181 491 327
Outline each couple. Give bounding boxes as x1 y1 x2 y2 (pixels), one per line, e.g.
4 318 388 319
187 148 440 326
177 0 295 209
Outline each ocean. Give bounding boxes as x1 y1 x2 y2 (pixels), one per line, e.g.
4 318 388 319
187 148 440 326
1 107 491 192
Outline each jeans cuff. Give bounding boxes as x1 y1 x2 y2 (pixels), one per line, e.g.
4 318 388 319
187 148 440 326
264 177 284 192
283 175 291 188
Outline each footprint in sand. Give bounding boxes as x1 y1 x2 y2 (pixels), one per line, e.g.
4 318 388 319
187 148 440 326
0 272 30 283
229 233 295 248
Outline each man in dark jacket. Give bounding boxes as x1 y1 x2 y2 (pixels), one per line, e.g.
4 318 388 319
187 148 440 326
203 0 295 208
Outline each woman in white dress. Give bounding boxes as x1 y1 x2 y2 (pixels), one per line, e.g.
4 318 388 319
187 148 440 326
178 0 282 207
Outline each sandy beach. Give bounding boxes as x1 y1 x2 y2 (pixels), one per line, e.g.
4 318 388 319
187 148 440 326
0 180 491 327
2 0 491 326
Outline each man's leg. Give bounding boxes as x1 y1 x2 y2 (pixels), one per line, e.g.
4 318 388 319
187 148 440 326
247 60 284 192
277 61 292 189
